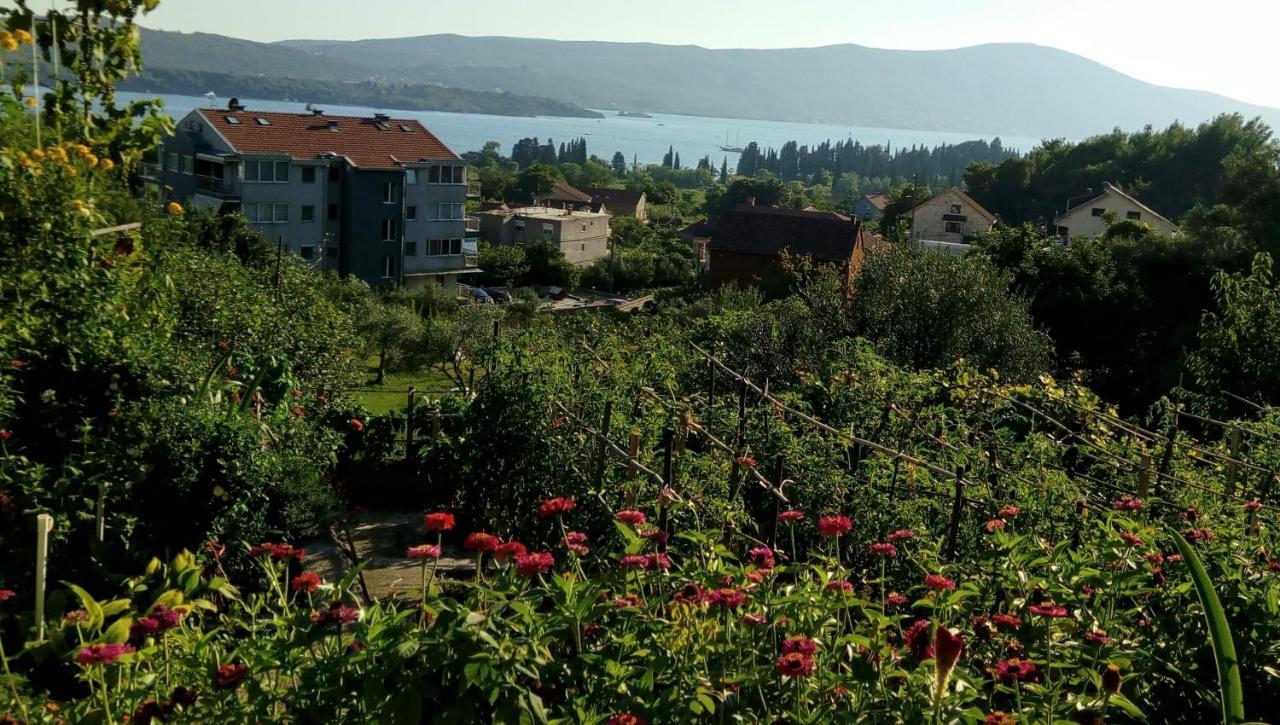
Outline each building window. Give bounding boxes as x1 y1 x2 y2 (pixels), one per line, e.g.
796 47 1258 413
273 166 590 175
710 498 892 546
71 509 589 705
406 205 417 221
245 160 289 183
167 152 179 171
383 181 398 204
1091 207 1106 217
300 245 315 260
514 220 525 232
406 169 418 185
382 256 396 279
581 244 586 252
328 166 340 183
436 203 464 220
427 165 464 184
425 239 462 256
1127 210 1141 220
450 238 461 255
381 219 398 241
247 202 289 224
328 204 339 221
944 221 962 234
581 223 588 232
302 167 316 184
405 241 417 256
541 222 554 235
949 203 961 214
1056 226 1070 238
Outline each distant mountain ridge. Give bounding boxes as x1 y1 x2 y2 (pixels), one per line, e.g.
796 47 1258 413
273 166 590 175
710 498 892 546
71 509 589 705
139 28 1280 138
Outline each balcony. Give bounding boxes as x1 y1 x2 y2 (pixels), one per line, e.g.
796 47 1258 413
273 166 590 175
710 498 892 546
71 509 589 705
465 215 481 233
193 174 241 199
467 180 482 198
138 162 164 181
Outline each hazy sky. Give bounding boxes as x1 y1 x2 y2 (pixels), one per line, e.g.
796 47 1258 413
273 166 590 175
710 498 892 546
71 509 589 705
128 0 1280 108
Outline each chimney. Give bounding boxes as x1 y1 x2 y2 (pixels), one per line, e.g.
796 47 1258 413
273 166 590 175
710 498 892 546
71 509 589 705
746 196 756 207
227 97 245 112
374 112 391 122
312 108 325 116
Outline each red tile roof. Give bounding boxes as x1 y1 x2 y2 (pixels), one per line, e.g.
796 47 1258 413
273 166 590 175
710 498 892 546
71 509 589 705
196 108 459 169
709 205 864 261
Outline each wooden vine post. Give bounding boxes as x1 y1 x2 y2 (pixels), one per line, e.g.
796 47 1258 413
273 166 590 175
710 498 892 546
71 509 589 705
657 428 675 553
1225 427 1243 496
1137 453 1153 499
707 342 717 407
593 401 613 484
945 466 967 561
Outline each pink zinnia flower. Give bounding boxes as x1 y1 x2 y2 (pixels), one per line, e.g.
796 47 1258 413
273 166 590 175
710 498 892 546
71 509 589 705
1119 532 1144 547
887 529 916 541
608 714 648 725
776 510 805 523
709 587 746 609
924 573 955 591
538 496 576 518
407 545 441 560
1085 629 1112 645
869 542 897 557
131 617 161 639
639 528 669 545
515 551 555 577
904 619 934 661
76 643 135 666
213 663 249 690
781 636 817 655
494 541 526 562
1185 528 1215 543
615 510 647 525
883 592 908 608
993 658 1037 685
775 651 815 677
997 505 1021 518
463 532 499 552
291 571 322 593
1028 602 1069 618
984 518 1007 533
826 580 853 593
0 589 14 602
562 532 588 546
749 547 776 569
620 554 648 569
643 552 671 571
311 603 360 626
423 512 455 531
991 613 1022 630
673 582 707 605
1112 496 1144 511
817 514 852 537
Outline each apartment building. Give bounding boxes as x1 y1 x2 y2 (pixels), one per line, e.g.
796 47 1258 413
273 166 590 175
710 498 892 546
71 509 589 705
477 205 610 266
142 101 479 291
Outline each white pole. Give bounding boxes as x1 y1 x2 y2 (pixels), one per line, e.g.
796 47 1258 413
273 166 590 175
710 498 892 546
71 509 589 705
34 513 53 641
95 481 105 542
30 13 40 147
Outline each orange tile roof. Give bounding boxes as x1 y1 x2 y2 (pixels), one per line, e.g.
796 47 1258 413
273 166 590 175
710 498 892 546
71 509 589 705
197 108 459 170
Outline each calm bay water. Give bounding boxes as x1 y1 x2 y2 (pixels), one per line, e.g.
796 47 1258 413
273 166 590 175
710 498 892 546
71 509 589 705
120 91 1043 167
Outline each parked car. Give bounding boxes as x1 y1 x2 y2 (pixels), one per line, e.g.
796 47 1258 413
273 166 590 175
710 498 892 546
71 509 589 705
485 288 513 304
466 286 493 304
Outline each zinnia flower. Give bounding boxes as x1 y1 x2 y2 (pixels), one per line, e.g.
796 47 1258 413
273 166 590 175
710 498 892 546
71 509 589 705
817 514 852 537
493 541 526 562
538 496 576 518
131 617 161 639
612 593 643 608
643 552 671 571
1085 629 1111 645
993 657 1037 685
463 532 499 552
777 510 805 523
1244 499 1263 512
905 619 934 661
608 714 648 725
997 505 1021 518
887 529 916 541
76 643 135 666
735 454 758 467
1028 602 1069 618
407 545 442 560
985 712 1017 725
869 542 897 557
423 512 455 531
883 592 908 608
749 547 776 569
1120 532 1144 547
709 587 746 609
781 636 817 655
1184 528 1214 543
291 406 305 417
1112 496 1144 511
615 510 647 525
348 418 364 432
924 573 956 591
562 532 588 546
515 551 555 577
291 571 322 593
673 582 707 605
620 554 648 569
0 589 14 602
991 613 1022 630
826 580 853 593
640 528 669 545
775 652 816 677
934 626 965 698
311 603 360 626
984 518 1007 533
213 663 249 690
1101 664 1122 693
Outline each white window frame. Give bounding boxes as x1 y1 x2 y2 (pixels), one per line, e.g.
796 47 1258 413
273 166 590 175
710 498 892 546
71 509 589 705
245 160 290 183
427 165 464 184
944 221 962 234
541 222 554 235
436 203 464 221
405 169 418 185
382 256 396 279
383 181 398 204
381 218 398 241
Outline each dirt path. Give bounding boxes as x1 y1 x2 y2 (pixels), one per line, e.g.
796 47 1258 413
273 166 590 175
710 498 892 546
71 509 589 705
301 509 473 599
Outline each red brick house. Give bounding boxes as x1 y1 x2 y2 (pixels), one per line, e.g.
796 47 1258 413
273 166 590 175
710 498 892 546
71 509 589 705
706 202 871 294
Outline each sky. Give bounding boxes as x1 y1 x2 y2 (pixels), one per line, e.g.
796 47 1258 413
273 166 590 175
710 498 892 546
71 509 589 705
128 0 1280 109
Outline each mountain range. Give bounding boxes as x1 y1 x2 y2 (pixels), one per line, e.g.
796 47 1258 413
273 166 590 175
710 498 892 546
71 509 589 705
138 28 1280 139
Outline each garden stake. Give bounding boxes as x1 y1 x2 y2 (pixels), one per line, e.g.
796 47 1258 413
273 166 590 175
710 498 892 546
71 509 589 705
431 409 442 439
34 513 53 641
945 467 966 561
95 480 106 543
1225 427 1242 495
658 427 675 553
405 386 416 459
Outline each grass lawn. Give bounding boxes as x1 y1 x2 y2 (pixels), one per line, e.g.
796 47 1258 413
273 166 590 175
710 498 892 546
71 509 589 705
352 364 468 415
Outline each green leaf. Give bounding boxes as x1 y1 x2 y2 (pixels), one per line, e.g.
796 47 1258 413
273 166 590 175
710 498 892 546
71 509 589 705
102 616 132 645
63 582 104 629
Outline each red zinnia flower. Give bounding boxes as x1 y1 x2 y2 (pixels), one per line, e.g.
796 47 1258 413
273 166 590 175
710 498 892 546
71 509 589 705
493 541 526 563
991 613 1022 630
905 619 934 661
608 714 648 725
781 636 817 655
423 512 455 531
131 616 161 639
9 360 24 368
749 547 776 569
735 454 758 467
826 580 854 593
615 510 647 525
869 542 897 557
1120 532 1144 547
620 554 648 569
152 605 182 631
562 532 588 546
1028 602 1069 618
673 582 707 605
515 551 555 577
0 589 14 602
538 496 576 518
291 571 322 593
775 652 816 677
883 592 908 608
817 514 852 537
887 529 916 541
924 573 955 591
291 406 305 417
993 657 1037 685
464 532 499 552
1085 629 1111 645
1244 499 1263 512
348 418 364 432
1102 664 1122 693
407 544 442 560
1184 528 1214 543
709 587 746 609
249 542 305 560
984 518 1007 533
997 505 1021 518
777 510 805 523
213 663 249 690
76 643 135 666
612 593 644 608
643 552 671 571
311 603 360 626
985 712 1017 725
1112 496 1144 511
640 528 669 545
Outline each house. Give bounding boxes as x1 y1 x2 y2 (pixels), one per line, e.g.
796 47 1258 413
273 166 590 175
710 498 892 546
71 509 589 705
141 101 479 292
706 201 871 292
679 217 716 271
580 186 649 221
909 187 996 245
477 205 611 266
534 180 597 211
1053 182 1179 240
851 194 888 222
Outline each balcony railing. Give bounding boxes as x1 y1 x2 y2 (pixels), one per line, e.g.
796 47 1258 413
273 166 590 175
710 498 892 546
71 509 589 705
465 215 481 233
467 180 482 198
193 174 241 198
138 162 164 180
463 252 479 268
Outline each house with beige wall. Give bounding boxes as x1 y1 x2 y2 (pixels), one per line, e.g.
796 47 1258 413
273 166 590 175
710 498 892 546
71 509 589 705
909 187 995 244
478 206 610 266
1053 182 1178 240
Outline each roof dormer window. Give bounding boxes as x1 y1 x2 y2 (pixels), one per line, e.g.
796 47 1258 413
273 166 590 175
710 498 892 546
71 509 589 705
400 124 415 133
255 117 272 126
225 115 240 125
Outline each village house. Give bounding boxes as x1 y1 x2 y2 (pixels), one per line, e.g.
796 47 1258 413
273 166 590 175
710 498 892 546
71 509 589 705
142 101 479 292
477 205 611 266
909 187 996 244
579 186 649 220
851 193 888 222
534 179 597 211
679 217 716 271
705 201 872 293
1053 182 1179 239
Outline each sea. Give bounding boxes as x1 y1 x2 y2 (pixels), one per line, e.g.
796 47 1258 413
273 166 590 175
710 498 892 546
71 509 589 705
118 91 1044 167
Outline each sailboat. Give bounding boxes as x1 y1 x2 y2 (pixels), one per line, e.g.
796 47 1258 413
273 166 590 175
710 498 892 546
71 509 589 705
718 130 744 154
203 91 217 104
